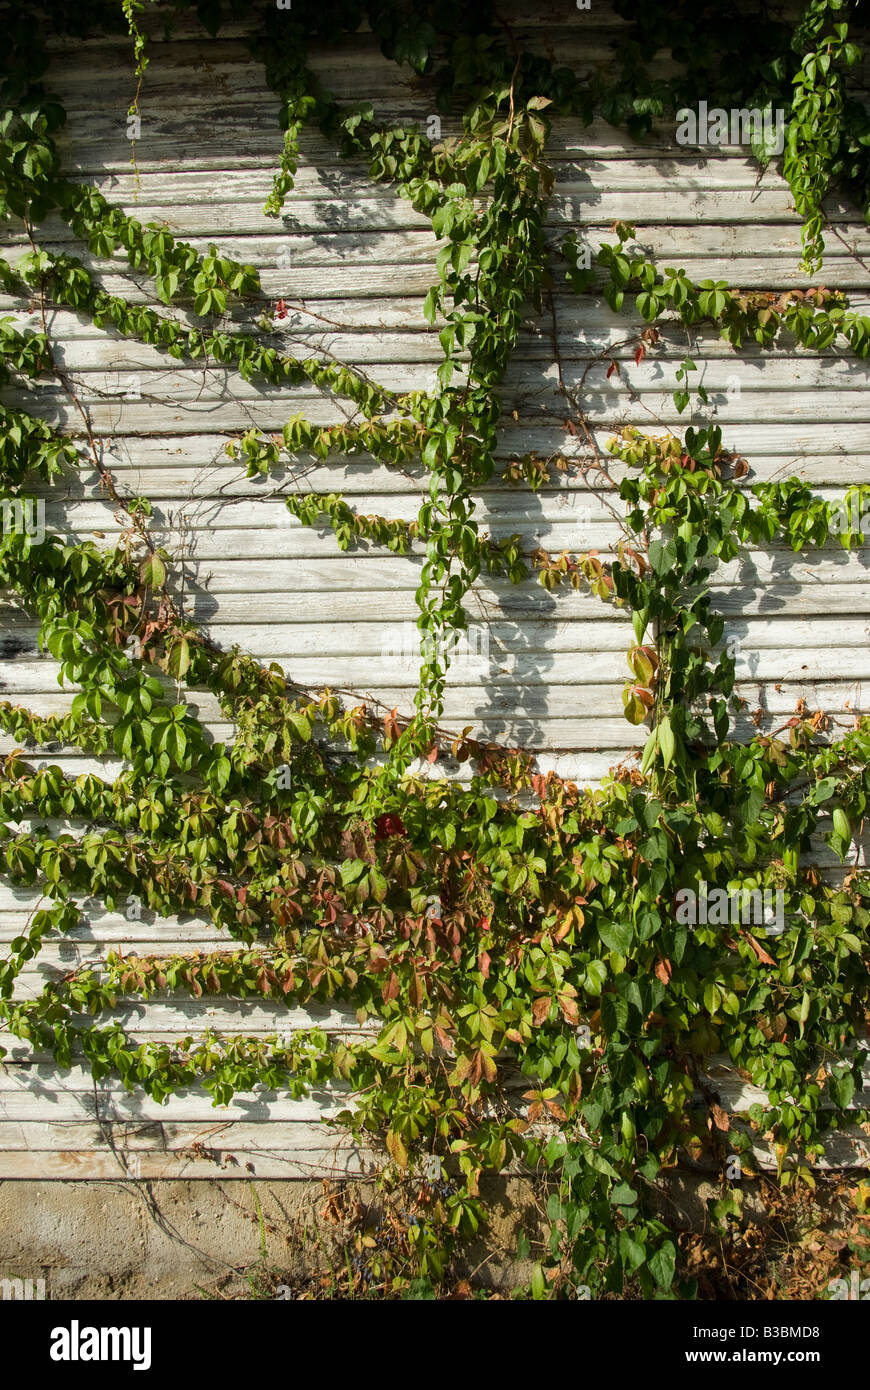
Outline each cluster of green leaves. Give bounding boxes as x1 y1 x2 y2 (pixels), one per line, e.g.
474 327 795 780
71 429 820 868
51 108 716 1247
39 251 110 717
284 488 528 581
784 0 866 272
608 0 870 274
229 417 421 477
565 223 870 356
607 0 795 140
3 246 390 415
284 491 416 554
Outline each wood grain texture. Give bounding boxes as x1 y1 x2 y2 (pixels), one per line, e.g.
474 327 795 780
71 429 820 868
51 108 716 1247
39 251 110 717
0 2 868 1177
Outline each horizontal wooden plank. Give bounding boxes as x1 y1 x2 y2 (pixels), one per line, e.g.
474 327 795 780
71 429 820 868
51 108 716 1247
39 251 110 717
0 1117 350 1150
0 746 612 788
5 226 870 291
9 387 870 434
11 441 870 496
0 704 863 760
8 295 870 364
4 613 870 658
4 575 870 623
1 635 869 683
0 1128 862 1178
0 1126 863 1177
0 1063 863 1125
6 510 870 568
0 994 362 1030
0 910 236 943
4 480 870 525
0 722 858 761
44 461 870 498
0 715 862 756
8 313 870 379
12 159 863 206
0 1136 374 1179
45 119 866 219
2 642 870 695
4 259 866 312
0 1076 349 1122
0 1116 379 1175
9 333 869 394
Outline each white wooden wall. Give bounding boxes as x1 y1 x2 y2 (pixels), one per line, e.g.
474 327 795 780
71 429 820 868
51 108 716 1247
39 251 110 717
0 2 867 1177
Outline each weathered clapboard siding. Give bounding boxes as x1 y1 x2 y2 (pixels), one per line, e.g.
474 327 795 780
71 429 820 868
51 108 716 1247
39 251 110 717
0 3 868 1177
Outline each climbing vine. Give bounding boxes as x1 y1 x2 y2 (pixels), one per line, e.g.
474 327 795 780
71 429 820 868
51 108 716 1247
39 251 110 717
0 0 868 1298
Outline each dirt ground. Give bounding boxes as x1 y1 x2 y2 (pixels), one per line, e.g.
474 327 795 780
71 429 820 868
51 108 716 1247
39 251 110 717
0 1167 866 1299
